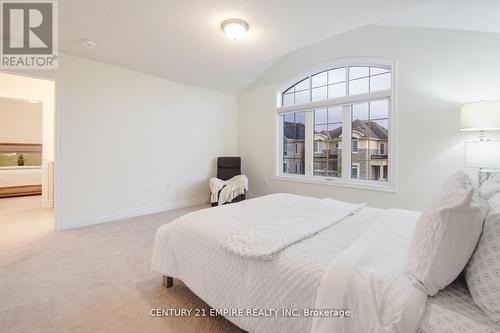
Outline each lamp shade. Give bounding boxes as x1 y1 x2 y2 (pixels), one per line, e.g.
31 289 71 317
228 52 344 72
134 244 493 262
460 101 500 131
464 141 500 169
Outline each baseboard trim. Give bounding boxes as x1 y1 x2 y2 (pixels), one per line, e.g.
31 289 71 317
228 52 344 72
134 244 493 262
59 197 208 230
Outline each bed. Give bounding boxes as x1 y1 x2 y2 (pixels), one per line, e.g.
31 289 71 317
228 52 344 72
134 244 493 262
0 143 42 197
151 193 500 333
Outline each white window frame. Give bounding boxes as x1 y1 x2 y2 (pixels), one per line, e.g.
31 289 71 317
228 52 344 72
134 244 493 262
379 142 386 155
274 57 397 192
351 163 360 179
352 139 358 153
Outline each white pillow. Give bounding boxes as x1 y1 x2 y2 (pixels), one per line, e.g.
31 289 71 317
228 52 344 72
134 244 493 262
407 171 485 296
480 176 500 200
465 193 500 324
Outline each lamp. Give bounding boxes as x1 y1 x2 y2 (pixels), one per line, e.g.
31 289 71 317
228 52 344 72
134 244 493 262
461 101 500 185
464 141 500 185
460 101 500 137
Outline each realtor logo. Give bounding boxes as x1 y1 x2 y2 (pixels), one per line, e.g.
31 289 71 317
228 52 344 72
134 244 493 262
1 0 58 69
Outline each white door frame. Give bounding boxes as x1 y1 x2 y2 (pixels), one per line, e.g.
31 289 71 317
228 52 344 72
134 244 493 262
1 69 63 231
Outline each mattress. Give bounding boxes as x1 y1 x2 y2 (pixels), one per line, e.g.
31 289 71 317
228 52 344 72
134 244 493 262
420 281 500 333
152 194 383 333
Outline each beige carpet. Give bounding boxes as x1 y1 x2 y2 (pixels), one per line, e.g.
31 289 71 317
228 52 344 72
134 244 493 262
0 203 245 333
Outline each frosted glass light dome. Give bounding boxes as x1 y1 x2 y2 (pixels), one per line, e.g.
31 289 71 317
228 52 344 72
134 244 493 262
221 19 249 41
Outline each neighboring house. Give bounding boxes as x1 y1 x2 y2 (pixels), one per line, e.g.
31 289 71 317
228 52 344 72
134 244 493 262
313 129 342 177
283 122 305 174
283 119 388 181
314 119 388 181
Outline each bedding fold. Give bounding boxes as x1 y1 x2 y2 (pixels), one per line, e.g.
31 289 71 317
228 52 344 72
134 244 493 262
312 209 427 333
220 199 364 260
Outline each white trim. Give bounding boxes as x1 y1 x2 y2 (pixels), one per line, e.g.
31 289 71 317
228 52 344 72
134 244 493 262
277 89 390 113
60 197 209 230
341 104 352 182
246 192 261 199
274 57 397 192
274 174 395 193
304 111 313 176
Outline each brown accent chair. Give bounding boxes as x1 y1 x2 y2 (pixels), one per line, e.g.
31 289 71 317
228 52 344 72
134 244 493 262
211 157 246 207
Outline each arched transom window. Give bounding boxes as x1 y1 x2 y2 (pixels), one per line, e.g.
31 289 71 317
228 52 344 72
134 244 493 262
276 59 395 191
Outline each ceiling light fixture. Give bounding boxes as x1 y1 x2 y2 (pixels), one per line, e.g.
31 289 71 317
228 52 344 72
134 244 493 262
28 100 39 104
221 19 249 41
81 38 97 48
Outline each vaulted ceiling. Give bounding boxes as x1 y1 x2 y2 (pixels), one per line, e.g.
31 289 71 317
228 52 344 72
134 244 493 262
59 0 500 94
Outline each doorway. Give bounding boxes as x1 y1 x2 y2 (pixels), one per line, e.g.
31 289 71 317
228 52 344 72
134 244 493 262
0 72 56 233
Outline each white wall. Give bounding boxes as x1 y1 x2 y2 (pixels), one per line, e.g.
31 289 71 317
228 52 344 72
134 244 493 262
52 54 237 229
0 98 43 144
237 26 500 210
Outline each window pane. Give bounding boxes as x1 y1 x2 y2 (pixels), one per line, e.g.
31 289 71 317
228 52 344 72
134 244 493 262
352 139 358 152
370 99 389 119
283 93 294 106
373 118 388 129
349 77 369 95
295 78 310 91
314 124 327 133
282 112 305 175
328 68 346 84
370 67 390 76
314 108 342 178
352 102 369 121
328 122 342 132
370 72 391 92
284 112 294 123
327 82 346 98
295 90 309 104
349 66 369 80
351 166 359 179
312 86 327 101
312 71 327 88
284 86 295 94
327 160 339 177
351 103 389 182
328 107 342 123
295 111 305 125
315 108 328 125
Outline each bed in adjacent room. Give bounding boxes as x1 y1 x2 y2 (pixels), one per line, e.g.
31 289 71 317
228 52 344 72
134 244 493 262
151 173 500 333
0 143 42 197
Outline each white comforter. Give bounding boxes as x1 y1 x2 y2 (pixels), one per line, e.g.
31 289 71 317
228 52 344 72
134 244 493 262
312 209 427 333
151 193 424 333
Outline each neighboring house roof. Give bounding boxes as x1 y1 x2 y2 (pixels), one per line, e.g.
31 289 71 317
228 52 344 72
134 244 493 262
355 120 388 140
314 119 387 141
285 120 388 141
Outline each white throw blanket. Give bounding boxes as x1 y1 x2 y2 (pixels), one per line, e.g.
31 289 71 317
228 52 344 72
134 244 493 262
220 199 365 260
209 175 248 205
312 209 427 333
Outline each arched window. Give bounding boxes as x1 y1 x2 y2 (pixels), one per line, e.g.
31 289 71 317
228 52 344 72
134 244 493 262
276 59 395 191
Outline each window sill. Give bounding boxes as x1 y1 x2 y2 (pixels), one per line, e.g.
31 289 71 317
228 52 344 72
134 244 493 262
274 174 396 193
